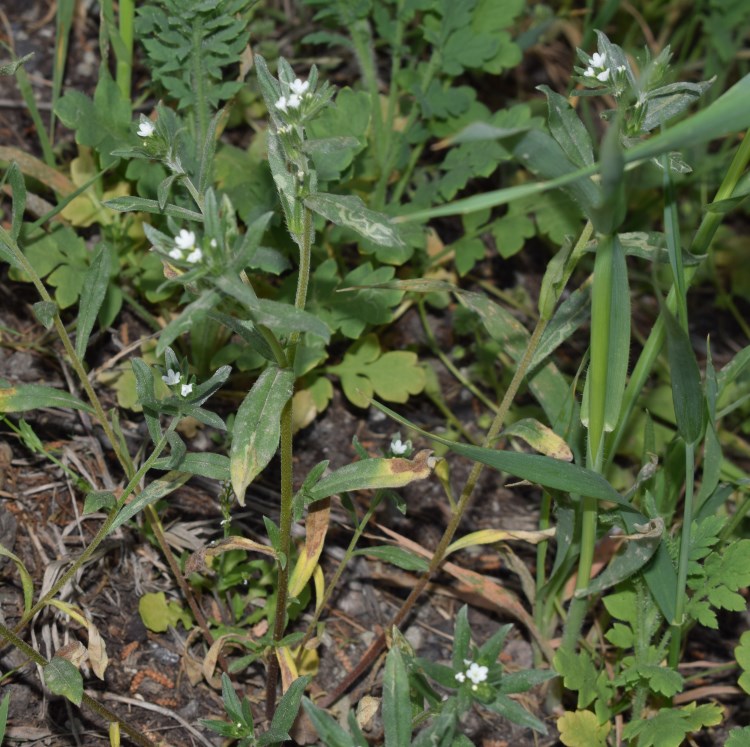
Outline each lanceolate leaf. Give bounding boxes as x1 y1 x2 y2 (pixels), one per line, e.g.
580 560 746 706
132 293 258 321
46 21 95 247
305 192 405 247
230 367 295 506
0 383 94 414
75 243 112 361
110 471 191 533
537 85 594 169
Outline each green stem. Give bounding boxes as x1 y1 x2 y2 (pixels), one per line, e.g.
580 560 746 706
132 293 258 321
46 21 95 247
116 0 134 99
266 207 314 717
15 424 175 631
606 129 750 466
0 622 155 747
669 440 696 667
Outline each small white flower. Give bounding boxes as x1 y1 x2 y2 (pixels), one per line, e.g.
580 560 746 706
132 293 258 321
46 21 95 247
137 120 155 138
463 659 472 666
584 66 596 78
181 383 193 397
590 52 607 68
289 78 309 96
175 229 196 250
391 438 410 455
162 369 181 386
287 93 302 109
168 248 183 260
275 96 288 113
596 68 611 82
617 65 626 73
186 248 203 264
455 672 466 683
466 662 488 685
210 238 217 248
472 684 478 691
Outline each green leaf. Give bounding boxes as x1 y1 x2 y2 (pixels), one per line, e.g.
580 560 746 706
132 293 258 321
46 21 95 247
0 52 34 76
75 243 112 361
305 193 405 248
490 213 534 259
485 694 548 734
621 703 723 747
153 452 230 481
537 85 594 169
0 690 10 744
452 605 471 669
83 490 116 514
44 657 84 706
32 301 57 330
557 710 610 747
260 676 310 746
328 334 425 408
302 698 357 747
663 308 704 444
110 471 191 533
138 591 191 633
230 367 295 506
301 450 435 510
0 383 94 414
54 67 131 168
353 545 429 572
383 647 412 746
104 195 204 222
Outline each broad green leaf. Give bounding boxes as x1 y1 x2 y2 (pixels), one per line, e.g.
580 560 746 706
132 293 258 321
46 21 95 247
0 383 94 414
110 471 191 533
138 591 191 633
0 542 33 613
383 647 411 746
75 243 112 361
353 545 429 572
328 334 425 408
44 657 83 706
621 703 722 747
557 710 610 747
230 367 295 506
305 192 405 247
104 195 203 222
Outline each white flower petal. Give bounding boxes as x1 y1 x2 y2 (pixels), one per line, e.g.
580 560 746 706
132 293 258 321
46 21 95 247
175 229 196 250
584 67 596 78
590 52 607 68
168 248 183 260
186 248 203 264
275 96 288 113
596 68 611 82
162 369 181 386
455 672 465 683
137 121 155 138
181 383 193 397
290 78 309 95
287 94 301 109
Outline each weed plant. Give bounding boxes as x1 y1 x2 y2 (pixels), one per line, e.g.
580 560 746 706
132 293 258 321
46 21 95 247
1 2 750 746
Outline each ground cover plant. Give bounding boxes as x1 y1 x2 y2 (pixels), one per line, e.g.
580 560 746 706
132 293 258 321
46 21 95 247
1 1 750 745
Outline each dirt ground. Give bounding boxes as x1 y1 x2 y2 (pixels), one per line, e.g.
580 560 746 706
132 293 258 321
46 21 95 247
1 1 749 746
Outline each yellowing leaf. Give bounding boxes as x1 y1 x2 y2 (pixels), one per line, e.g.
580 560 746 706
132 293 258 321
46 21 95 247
503 418 573 460
289 499 330 598
446 527 556 557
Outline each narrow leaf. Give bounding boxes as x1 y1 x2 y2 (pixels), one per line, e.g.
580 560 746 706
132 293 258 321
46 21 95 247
0 384 94 414
110 471 190 533
75 243 112 361
104 195 203 221
383 647 412 746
